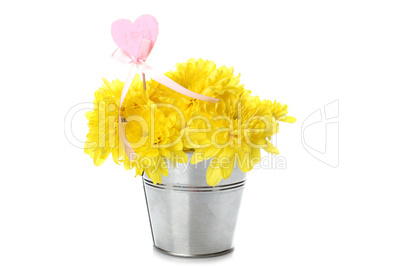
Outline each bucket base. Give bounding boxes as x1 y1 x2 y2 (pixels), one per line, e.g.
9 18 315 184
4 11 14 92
153 245 234 258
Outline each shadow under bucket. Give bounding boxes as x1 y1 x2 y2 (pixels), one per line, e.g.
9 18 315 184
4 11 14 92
142 152 246 258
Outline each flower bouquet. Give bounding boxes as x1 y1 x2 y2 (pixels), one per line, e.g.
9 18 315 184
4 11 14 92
84 15 295 257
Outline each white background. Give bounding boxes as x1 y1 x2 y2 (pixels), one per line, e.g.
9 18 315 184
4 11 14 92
1 0 401 267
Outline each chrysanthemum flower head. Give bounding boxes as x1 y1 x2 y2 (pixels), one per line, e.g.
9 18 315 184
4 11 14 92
186 90 295 186
84 75 146 166
148 58 244 121
122 104 188 184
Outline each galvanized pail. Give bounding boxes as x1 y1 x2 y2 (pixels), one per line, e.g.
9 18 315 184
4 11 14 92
142 152 246 258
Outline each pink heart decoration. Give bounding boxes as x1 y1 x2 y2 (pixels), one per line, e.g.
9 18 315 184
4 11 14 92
111 14 158 61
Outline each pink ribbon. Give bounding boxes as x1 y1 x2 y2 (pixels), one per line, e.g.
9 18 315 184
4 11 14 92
113 40 219 161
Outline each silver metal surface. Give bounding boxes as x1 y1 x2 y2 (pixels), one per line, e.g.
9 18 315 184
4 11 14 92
153 245 234 258
142 152 246 258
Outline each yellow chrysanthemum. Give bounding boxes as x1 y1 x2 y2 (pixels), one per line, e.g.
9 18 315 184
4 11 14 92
148 58 244 121
254 97 296 123
122 105 188 184
186 90 295 186
84 58 295 187
84 75 146 166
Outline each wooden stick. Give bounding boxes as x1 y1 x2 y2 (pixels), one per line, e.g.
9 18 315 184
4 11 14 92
142 72 146 90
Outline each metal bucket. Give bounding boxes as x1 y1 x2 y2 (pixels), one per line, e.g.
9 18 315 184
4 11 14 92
142 152 246 258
